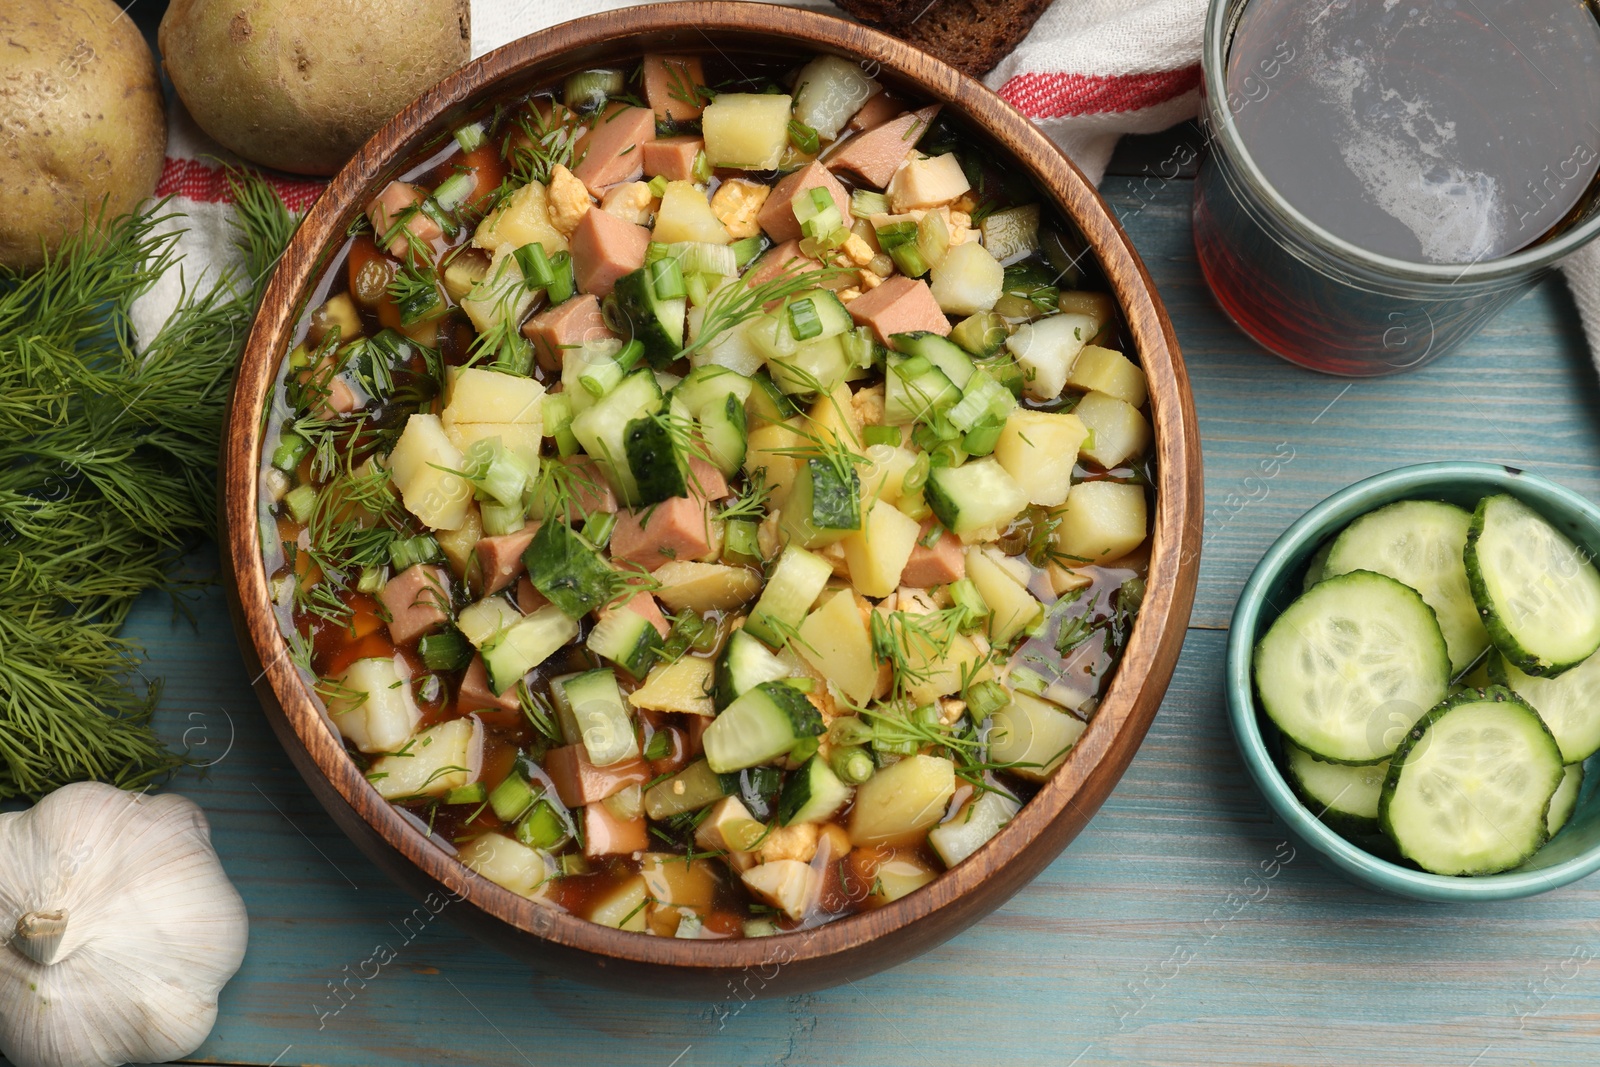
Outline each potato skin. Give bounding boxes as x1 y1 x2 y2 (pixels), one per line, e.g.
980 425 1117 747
0 0 167 272
160 0 471 177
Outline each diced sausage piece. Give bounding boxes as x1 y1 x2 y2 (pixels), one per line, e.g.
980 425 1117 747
458 654 521 713
610 496 713 571
569 206 651 298
643 135 703 182
848 90 901 132
610 590 671 638
301 361 364 421
826 104 941 189
472 522 541 595
522 293 617 371
560 455 618 514
582 803 649 857
643 54 707 124
757 161 853 243
900 522 965 588
544 744 651 806
572 104 657 195
366 180 441 257
744 238 822 291
847 275 951 345
687 457 730 502
379 564 451 645
516 576 550 614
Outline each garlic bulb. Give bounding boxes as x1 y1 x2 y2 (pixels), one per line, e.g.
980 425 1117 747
0 782 248 1067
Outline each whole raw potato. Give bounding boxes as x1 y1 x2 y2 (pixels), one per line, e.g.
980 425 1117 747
160 0 471 176
0 0 167 272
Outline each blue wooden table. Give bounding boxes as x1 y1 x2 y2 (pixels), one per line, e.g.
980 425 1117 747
91 144 1600 1066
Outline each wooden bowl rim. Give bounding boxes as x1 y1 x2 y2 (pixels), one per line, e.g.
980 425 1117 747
224 0 1203 973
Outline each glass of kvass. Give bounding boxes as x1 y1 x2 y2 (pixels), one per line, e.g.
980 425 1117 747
1194 0 1600 375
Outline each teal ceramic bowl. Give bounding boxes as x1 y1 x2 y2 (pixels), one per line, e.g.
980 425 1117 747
1226 462 1600 901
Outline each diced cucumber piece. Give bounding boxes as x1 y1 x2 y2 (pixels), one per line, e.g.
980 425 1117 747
1466 493 1600 676
743 544 833 647
1549 763 1584 836
924 457 1028 541
780 457 862 547
672 365 755 413
927 788 1020 867
744 371 801 426
570 369 664 505
612 266 687 368
1282 738 1388 836
1322 500 1490 676
586 604 664 679
482 604 581 694
884 354 959 425
769 334 852 397
715 628 790 710
702 681 824 773
776 755 853 825
1254 571 1450 764
949 310 1008 357
489 772 538 822
523 521 617 618
1380 687 1563 875
892 331 976 388
698 393 748 475
644 759 732 819
945 367 1016 434
554 669 639 767
623 411 688 505
1488 648 1600 763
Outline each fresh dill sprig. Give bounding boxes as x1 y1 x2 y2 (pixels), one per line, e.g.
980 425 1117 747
675 264 852 362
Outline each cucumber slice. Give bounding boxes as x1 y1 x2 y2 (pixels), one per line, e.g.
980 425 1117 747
554 669 639 767
1466 493 1600 676
924 457 1029 542
743 544 832 647
1549 763 1584 836
1282 738 1388 835
715 628 789 710
671 364 754 413
927 787 1020 867
698 393 747 475
702 681 824 773
884 354 959 425
776 755 852 825
1379 687 1563 875
569 369 664 505
612 266 687 368
523 521 617 618
892 331 977 389
1487 648 1600 763
1301 539 1334 593
623 412 688 505
1322 500 1490 677
586 604 664 679
744 371 801 427
482 605 581 695
780 456 862 547
1253 570 1450 764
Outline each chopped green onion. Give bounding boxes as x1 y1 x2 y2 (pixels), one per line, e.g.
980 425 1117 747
564 68 625 114
660 241 738 276
647 174 669 197
582 510 617 549
692 150 713 184
830 746 875 785
842 325 876 369
481 500 528 536
724 517 761 563
850 189 889 218
418 628 474 672
559 853 591 876
643 730 672 762
489 774 538 822
863 424 900 448
805 187 833 216
579 357 625 398
730 235 765 268
787 119 820 155
513 242 555 289
827 716 875 748
516 799 571 849
390 534 444 571
965 679 1009 719
283 484 316 524
1011 666 1048 695
874 220 917 249
782 676 816 694
555 422 581 457
463 437 534 508
918 522 946 549
546 251 575 304
614 338 646 371
684 271 713 307
272 432 312 472
433 170 476 212
644 241 670 265
961 418 1005 457
902 452 931 493
649 256 687 300
418 197 458 238
494 338 535 377
799 206 842 241
356 566 387 594
912 703 942 730
872 733 919 758
948 578 990 627
445 782 488 805
787 297 822 341
543 392 573 432
454 122 486 153
889 241 930 278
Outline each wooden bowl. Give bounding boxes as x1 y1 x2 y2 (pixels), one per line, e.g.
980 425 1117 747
221 1 1203 996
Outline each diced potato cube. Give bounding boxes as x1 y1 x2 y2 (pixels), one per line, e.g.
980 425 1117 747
797 588 877 705
929 241 1003 316
695 795 764 866
588 874 650 930
324 656 422 753
793 54 879 141
703 93 793 170
868 855 938 904
652 561 762 613
887 153 971 212
987 690 1085 781
849 754 956 846
859 442 918 506
1056 290 1115 337
473 180 567 255
994 409 1089 507
388 414 472 530
654 180 733 245
741 859 822 921
904 628 989 706
1051 479 1147 563
808 384 863 449
842 499 922 599
1066 345 1147 407
461 245 540 335
436 505 483 579
1005 313 1095 400
964 548 1043 645
640 853 718 911
456 596 521 647
629 655 716 716
1074 391 1151 469
443 367 546 426
370 717 483 799
743 420 807 506
457 833 556 898
444 421 543 475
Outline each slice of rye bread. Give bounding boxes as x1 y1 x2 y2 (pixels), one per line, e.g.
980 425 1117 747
835 0 1055 77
